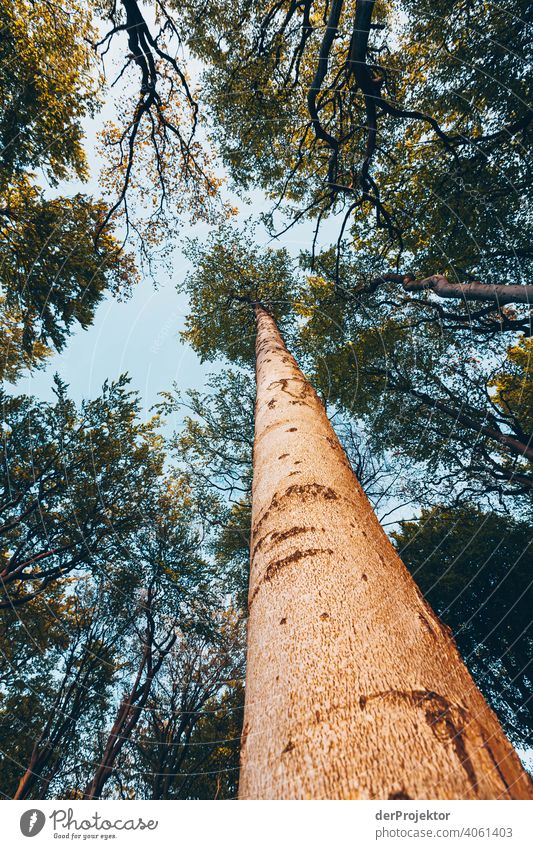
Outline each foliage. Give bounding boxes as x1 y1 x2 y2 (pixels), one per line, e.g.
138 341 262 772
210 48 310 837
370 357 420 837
0 0 98 185
112 610 245 800
297 286 533 505
490 338 533 439
0 375 227 799
0 296 51 382
0 375 165 607
0 0 531 800
180 0 531 318
0 182 137 368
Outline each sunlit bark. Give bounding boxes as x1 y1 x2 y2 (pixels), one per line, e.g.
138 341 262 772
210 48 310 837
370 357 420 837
239 304 533 800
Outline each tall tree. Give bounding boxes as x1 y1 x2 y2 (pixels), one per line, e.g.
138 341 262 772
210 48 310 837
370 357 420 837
238 302 531 798
167 322 533 754
177 233 532 796
180 231 533 509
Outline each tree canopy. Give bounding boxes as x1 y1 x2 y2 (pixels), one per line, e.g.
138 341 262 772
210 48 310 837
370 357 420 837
394 506 533 750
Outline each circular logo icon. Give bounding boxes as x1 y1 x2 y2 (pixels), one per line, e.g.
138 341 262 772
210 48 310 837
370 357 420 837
20 809 46 837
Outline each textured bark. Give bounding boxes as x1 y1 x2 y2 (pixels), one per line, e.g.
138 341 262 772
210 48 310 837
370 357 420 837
239 304 533 800
365 273 533 305
402 275 533 306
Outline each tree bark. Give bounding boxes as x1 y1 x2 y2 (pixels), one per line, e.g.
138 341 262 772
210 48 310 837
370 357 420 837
14 747 43 800
239 304 533 800
402 275 533 306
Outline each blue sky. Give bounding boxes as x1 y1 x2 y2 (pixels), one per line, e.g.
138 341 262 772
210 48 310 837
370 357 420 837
13 54 214 413
14 188 317 424
13 56 319 423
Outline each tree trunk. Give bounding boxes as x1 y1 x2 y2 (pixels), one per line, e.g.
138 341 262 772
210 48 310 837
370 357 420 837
14 748 42 800
239 304 532 800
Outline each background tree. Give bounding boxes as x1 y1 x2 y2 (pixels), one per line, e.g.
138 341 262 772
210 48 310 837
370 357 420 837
0 0 138 380
0 376 165 607
12 585 120 800
0 384 229 799
112 611 245 800
0 586 79 797
82 582 178 800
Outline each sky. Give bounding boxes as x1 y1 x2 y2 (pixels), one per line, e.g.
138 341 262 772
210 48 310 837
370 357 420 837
14 187 322 430
12 37 327 426
16 219 218 414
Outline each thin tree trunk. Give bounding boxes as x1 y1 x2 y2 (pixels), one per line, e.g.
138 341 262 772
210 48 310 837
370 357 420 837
402 275 533 306
239 304 532 800
83 689 144 800
366 273 533 306
83 609 175 800
14 748 43 800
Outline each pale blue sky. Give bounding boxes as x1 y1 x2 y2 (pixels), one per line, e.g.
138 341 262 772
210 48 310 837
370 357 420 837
12 55 323 421
16 220 218 414
12 34 343 425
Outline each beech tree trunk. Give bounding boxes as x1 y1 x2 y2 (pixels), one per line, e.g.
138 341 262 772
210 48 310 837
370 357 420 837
239 304 533 800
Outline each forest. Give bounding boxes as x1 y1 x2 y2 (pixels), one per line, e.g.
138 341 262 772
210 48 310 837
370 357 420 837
0 0 531 800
